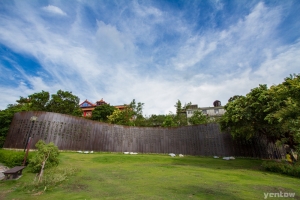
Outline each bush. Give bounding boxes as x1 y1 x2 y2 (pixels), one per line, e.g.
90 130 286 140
21 165 79 192
262 161 300 178
28 140 59 173
0 149 28 167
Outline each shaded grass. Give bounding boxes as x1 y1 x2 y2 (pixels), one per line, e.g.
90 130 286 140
1 152 300 199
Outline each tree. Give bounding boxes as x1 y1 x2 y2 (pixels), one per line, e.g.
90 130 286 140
92 104 116 122
220 74 300 152
108 109 130 125
189 110 208 125
175 100 182 114
0 90 82 147
220 84 278 140
174 100 191 127
265 74 300 149
17 91 50 111
28 140 59 182
162 113 177 127
47 90 81 116
107 99 145 126
0 104 29 147
129 99 145 126
144 114 166 127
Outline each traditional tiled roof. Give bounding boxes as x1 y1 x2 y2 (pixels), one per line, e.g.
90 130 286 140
97 98 106 103
79 99 96 107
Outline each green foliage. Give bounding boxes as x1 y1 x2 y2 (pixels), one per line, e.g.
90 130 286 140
0 104 29 147
262 161 300 178
92 104 116 122
17 90 50 111
220 74 300 149
162 113 177 127
188 110 209 125
108 109 133 125
47 90 81 116
22 165 79 191
174 100 182 114
28 140 59 173
0 149 27 167
16 90 81 116
0 90 82 147
144 114 166 127
108 99 145 126
173 100 192 127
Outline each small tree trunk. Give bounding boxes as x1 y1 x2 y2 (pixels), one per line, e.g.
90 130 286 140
38 151 50 183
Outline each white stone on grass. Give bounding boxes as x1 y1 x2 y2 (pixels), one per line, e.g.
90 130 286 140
223 156 235 160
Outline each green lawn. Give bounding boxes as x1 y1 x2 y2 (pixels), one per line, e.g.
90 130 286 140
1 152 299 200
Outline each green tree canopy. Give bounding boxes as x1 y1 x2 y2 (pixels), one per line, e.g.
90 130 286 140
188 110 208 125
107 99 145 126
28 140 59 173
17 90 50 111
108 109 130 125
144 114 166 127
0 90 82 147
47 90 81 116
173 100 191 127
162 113 177 127
0 104 29 147
91 104 116 122
220 74 300 151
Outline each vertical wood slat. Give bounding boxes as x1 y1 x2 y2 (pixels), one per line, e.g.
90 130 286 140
3 111 285 158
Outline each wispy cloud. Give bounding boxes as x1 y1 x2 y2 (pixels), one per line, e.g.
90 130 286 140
42 5 67 16
0 1 299 115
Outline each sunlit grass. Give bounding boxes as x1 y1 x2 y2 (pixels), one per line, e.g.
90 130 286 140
1 152 299 200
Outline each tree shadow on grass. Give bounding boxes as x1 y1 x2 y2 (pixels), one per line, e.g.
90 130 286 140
170 156 263 171
164 184 250 200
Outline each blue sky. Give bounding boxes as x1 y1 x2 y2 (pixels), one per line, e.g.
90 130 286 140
0 0 299 115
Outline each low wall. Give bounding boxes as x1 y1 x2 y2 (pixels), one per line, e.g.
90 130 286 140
3 111 284 158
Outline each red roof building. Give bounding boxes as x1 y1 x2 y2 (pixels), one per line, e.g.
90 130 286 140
79 98 126 117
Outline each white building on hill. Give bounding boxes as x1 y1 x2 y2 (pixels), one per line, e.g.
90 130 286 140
186 100 225 120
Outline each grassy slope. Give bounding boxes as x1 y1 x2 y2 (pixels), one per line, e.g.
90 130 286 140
1 152 300 200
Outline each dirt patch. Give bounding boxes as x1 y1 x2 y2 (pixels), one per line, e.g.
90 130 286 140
0 189 13 200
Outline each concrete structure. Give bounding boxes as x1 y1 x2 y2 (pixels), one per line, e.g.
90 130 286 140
186 100 225 120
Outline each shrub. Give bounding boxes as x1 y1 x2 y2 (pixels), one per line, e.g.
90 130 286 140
262 161 300 178
21 165 79 192
28 140 59 173
0 149 27 167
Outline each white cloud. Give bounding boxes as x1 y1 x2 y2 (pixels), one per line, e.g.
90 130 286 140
171 37 217 70
0 1 299 116
42 5 67 16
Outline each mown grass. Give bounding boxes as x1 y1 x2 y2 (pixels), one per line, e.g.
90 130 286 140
1 151 300 200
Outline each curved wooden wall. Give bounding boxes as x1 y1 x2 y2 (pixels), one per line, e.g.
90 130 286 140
3 111 284 158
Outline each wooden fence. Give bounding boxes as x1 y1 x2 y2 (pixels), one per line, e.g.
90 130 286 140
3 111 284 158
